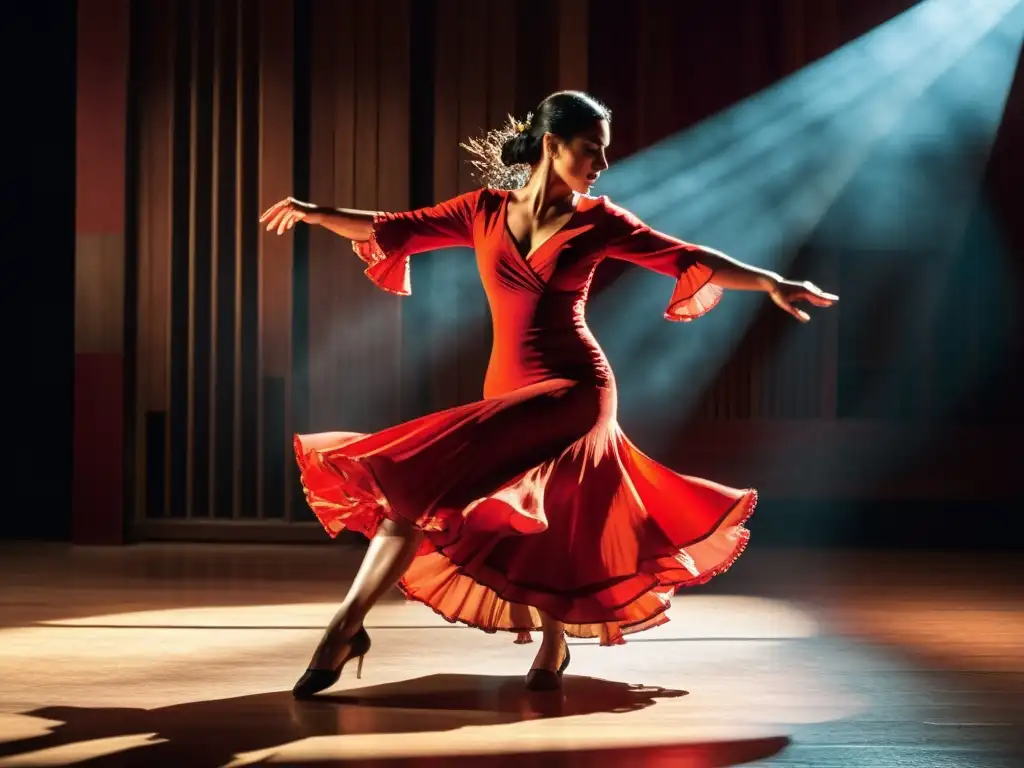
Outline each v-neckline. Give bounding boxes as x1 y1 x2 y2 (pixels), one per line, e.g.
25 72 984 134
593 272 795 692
501 190 580 270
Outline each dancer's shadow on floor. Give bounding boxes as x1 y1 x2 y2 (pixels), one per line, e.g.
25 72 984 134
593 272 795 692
0 675 789 767
322 672 688 718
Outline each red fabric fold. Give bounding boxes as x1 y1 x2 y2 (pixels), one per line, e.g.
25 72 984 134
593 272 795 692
352 227 412 296
665 261 725 322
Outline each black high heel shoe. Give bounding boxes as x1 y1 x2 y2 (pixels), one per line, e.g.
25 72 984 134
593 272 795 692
292 626 372 699
525 639 571 692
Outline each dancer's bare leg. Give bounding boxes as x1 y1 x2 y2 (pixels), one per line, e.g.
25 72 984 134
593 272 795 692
530 609 567 671
309 516 424 669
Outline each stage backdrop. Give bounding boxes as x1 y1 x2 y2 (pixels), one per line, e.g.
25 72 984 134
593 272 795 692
72 0 1022 544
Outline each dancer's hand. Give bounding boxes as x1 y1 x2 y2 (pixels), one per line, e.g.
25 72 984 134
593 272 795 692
259 197 321 234
768 279 838 323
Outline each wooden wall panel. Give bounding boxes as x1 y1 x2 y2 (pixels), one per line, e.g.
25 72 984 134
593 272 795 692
74 0 130 545
135 1 174 421
109 0 1012 540
305 0 410 438
376 0 412 424
257 0 294 381
76 2 128 236
75 234 126 355
307 0 347 433
133 0 175 521
214 0 242 517
130 0 303 530
430 0 468 410
454 0 490 405
257 0 294 518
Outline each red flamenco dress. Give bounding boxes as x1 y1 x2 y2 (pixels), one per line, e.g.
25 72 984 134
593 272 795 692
294 188 757 646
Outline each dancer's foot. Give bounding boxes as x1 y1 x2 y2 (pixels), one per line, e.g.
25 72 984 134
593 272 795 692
293 620 371 699
525 636 570 691
307 609 365 671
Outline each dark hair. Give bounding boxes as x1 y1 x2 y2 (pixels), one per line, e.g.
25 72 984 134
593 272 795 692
461 91 611 190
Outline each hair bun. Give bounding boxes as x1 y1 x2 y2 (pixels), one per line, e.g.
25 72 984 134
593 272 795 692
502 132 542 167
500 133 525 166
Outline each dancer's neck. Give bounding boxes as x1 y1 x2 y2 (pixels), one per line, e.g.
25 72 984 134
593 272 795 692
516 166 576 220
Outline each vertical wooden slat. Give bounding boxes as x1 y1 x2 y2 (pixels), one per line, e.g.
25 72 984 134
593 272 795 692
635 2 681 162
454 0 483 198
231 0 246 518
377 0 411 425
557 0 588 92
635 1 653 149
819 255 841 419
136 0 175 520
330 2 357 431
168 0 194 518
287 0 313 520
434 0 462 203
587 0 639 162
816 0 841 420
213 0 240 517
456 0 488 405
209 0 222 518
740 1 766 98
192 0 216 517
308 0 338 433
132 0 151 518
353 1 379 212
809 0 841 64
782 0 807 76
237 0 262 518
327 0 360 434
432 0 462 410
514 0 559 115
487 3 517 132
257 0 294 518
349 0 382 433
184 0 200 517
748 318 764 420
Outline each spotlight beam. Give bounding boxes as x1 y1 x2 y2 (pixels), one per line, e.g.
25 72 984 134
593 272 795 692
591 0 1023 426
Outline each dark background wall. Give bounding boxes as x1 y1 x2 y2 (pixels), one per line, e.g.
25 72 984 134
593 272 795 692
6 3 77 541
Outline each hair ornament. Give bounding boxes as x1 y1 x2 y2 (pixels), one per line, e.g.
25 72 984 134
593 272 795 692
460 112 533 190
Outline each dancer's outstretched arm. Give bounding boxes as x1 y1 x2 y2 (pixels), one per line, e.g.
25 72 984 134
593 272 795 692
260 190 483 297
692 245 838 323
603 200 838 323
260 197 376 240
259 191 480 256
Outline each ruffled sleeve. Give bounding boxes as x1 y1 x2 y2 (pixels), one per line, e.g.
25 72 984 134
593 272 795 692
350 189 482 296
600 197 723 322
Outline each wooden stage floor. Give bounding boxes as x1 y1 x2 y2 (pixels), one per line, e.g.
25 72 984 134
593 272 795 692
0 542 1021 767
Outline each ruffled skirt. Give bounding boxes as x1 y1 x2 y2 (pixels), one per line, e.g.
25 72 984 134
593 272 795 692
294 378 755 646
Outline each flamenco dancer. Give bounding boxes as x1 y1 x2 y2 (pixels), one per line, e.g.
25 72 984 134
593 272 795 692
260 91 838 696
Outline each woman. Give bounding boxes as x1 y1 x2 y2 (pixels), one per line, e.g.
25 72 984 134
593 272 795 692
260 91 837 697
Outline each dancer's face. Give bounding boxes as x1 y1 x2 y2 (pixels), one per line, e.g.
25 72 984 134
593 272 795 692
547 119 610 194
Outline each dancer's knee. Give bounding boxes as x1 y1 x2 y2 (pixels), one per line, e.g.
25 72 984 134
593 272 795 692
378 515 421 540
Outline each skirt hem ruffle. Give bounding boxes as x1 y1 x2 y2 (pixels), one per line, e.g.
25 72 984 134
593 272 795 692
295 433 756 646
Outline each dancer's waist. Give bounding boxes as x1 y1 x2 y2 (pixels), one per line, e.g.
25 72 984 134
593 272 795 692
484 338 612 398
